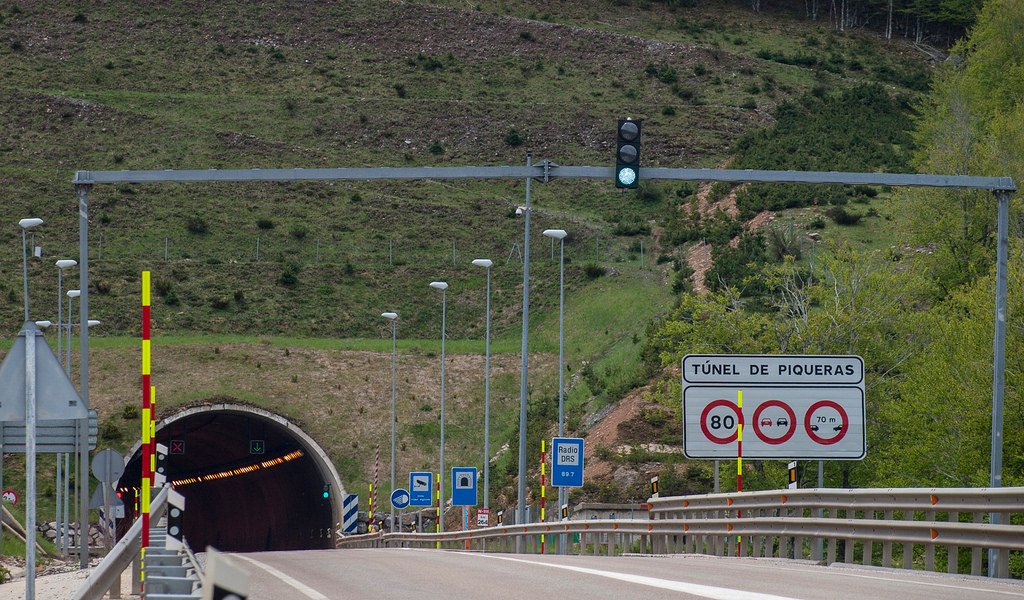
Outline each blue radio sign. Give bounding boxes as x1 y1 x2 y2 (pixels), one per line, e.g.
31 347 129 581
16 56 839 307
409 471 433 507
551 437 584 488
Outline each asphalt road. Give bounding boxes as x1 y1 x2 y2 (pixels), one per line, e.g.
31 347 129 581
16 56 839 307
225 548 1024 600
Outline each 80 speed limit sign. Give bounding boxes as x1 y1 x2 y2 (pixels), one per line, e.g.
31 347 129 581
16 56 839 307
683 355 865 460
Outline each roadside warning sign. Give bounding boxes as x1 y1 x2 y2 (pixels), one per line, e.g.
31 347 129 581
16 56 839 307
683 355 865 460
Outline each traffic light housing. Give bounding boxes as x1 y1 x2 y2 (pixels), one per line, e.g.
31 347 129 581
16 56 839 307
615 119 641 189
322 484 330 499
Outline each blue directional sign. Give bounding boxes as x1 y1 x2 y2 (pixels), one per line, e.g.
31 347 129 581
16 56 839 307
551 437 585 488
451 467 477 507
390 488 410 509
409 471 433 507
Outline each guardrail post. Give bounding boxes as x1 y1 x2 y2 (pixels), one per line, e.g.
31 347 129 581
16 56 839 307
947 511 959 574
882 510 894 567
971 512 983 575
902 509 914 569
997 511 1010 578
131 549 142 594
924 510 936 571
108 576 121 599
826 537 837 564
862 510 873 566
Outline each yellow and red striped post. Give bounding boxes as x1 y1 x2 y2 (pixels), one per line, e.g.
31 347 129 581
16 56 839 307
540 439 546 554
435 473 441 549
736 389 743 554
141 271 152 587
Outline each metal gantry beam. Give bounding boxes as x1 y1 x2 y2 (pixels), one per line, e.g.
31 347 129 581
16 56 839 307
73 166 1016 191
71 162 1016 562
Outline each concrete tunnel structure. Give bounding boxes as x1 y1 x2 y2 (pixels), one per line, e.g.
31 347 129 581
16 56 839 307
116 402 345 551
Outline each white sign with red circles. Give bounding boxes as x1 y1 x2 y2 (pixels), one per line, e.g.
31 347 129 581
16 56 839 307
683 354 865 460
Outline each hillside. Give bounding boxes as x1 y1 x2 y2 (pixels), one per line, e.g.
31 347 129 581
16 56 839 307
0 0 942 514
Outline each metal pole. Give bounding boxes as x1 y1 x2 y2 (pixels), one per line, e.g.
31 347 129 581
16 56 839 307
714 460 720 493
57 269 63 366
25 322 38 599
56 455 62 553
389 239 393 266
516 153 532 551
390 318 397 535
557 237 566 554
816 460 824 560
988 190 1010 576
316 238 320 262
77 184 90 570
22 228 30 321
483 265 491 510
439 287 447 533
63 452 70 555
256 237 260 262
452 239 456 267
164 237 168 261
640 240 644 269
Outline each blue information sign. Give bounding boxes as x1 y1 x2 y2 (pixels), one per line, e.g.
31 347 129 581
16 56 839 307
409 471 433 507
391 488 410 509
551 437 585 488
450 467 478 507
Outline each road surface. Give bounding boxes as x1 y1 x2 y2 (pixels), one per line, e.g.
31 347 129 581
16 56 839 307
226 548 1024 600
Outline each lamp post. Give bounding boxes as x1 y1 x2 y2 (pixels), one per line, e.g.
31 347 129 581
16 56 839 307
429 281 448 533
65 290 80 374
515 154 534 545
471 259 493 510
19 218 44 321
381 311 398 533
543 228 568 552
55 260 77 368
18 217 43 600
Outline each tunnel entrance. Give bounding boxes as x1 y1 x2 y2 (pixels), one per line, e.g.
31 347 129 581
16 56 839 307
117 403 344 552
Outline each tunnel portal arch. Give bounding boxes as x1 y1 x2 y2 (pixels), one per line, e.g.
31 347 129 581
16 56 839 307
117 402 346 551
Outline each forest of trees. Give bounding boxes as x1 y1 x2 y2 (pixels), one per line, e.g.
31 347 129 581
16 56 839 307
645 0 1023 491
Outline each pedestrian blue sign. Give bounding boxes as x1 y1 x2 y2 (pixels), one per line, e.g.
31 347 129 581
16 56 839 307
451 467 477 507
409 471 433 507
551 437 585 488
390 488 410 509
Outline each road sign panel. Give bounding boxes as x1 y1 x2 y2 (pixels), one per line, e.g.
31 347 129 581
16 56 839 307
91 448 125 482
683 353 864 460
249 439 265 455
477 507 490 527
551 437 585 488
170 439 185 455
451 467 477 507
342 494 359 533
684 385 865 459
2 490 17 505
409 471 433 507
390 488 410 509
0 323 87 421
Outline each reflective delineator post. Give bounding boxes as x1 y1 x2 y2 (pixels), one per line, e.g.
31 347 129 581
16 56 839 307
736 389 743 555
540 439 546 554
141 272 152 589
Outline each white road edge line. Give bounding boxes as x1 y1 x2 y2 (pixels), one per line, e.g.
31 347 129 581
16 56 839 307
766 563 1024 597
232 553 330 600
465 552 803 600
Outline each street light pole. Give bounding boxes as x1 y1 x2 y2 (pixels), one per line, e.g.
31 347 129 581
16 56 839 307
472 259 493 510
18 217 43 600
381 312 398 533
543 229 568 553
55 259 76 556
20 219 44 321
429 282 448 533
516 154 533 547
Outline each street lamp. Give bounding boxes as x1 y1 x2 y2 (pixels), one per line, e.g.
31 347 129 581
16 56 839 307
543 228 568 549
471 259 493 511
19 218 44 321
515 155 534 542
429 281 448 533
55 260 77 369
65 290 80 374
381 311 398 533
33 320 52 329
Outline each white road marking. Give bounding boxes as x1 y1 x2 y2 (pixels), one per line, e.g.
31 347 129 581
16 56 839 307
468 552 803 600
766 563 1024 597
233 553 329 600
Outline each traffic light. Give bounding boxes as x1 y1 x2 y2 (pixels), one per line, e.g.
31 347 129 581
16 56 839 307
154 442 168 487
322 484 330 499
615 118 641 189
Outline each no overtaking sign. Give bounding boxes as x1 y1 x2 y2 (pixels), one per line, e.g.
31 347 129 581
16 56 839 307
682 355 865 460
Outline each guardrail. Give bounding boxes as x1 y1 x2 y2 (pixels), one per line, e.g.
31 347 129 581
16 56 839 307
71 486 170 600
336 487 1024 579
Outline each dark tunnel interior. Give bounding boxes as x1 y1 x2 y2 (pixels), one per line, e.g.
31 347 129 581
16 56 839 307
117 410 335 551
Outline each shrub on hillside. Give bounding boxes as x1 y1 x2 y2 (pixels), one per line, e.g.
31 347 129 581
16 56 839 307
583 263 606 279
504 128 523 147
186 216 208 234
825 206 862 225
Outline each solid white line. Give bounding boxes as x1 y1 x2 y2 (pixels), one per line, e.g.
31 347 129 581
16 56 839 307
766 563 1024 597
233 553 329 600
467 552 802 600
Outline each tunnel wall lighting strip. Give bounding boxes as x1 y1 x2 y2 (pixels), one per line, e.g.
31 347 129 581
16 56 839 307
170 450 305 488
